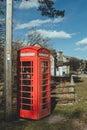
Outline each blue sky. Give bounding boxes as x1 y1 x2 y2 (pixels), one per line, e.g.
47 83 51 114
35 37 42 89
13 0 87 60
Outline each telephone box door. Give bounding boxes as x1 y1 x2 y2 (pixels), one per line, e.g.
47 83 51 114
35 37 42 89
38 59 50 118
19 59 37 119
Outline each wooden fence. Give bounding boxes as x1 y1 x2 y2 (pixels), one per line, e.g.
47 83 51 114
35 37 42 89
0 81 76 110
51 81 76 105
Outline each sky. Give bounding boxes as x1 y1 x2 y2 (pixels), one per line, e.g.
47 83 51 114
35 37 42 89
12 0 87 60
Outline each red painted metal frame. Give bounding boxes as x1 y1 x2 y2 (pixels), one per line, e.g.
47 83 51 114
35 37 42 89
18 46 51 120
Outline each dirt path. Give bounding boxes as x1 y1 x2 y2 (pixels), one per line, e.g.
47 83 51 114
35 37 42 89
44 115 65 124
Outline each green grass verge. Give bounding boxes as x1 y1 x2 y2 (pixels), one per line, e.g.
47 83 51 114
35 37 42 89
53 77 87 117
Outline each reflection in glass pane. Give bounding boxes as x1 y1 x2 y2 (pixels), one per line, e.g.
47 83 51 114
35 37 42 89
22 86 33 91
22 105 33 110
22 92 31 98
22 62 31 66
42 92 46 97
42 86 47 91
42 104 47 109
22 80 31 85
42 98 46 104
22 98 32 104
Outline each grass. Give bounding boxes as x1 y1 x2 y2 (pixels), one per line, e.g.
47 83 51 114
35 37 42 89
54 78 87 116
0 115 74 130
0 77 87 130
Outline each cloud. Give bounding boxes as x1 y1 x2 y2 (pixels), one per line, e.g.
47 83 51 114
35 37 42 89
15 19 51 30
52 17 64 23
28 29 72 39
18 0 39 9
74 47 81 51
15 17 64 30
75 46 87 51
76 37 87 46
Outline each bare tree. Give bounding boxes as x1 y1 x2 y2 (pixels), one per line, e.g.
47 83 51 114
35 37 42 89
27 28 53 49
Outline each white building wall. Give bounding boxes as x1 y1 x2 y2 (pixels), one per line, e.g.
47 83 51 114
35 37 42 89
50 55 55 76
56 66 70 76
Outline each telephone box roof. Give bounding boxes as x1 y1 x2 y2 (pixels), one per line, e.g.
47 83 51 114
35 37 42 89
20 46 50 52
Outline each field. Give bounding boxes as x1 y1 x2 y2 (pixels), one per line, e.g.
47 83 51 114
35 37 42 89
0 77 87 130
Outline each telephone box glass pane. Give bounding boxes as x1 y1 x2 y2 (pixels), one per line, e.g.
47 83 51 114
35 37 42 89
20 61 33 111
41 61 49 110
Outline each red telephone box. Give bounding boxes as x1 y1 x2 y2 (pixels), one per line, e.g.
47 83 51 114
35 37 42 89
18 46 51 120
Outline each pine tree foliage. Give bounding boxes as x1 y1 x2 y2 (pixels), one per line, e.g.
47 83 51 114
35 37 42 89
38 0 65 17
0 0 65 17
